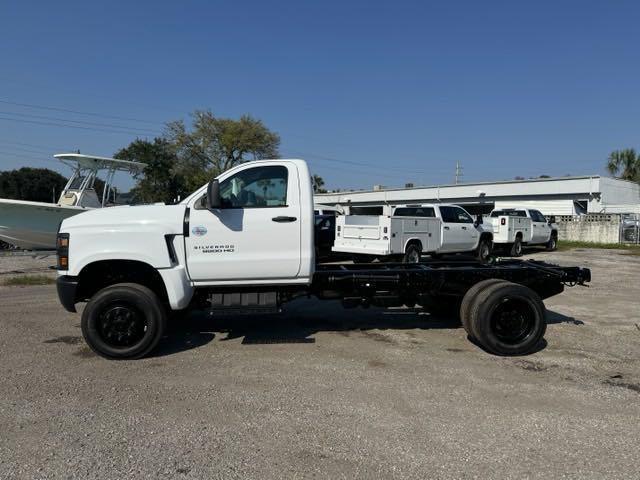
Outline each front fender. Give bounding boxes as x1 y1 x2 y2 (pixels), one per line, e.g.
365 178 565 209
65 228 177 276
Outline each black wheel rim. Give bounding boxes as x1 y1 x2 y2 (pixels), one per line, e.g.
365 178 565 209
97 303 148 348
489 297 536 345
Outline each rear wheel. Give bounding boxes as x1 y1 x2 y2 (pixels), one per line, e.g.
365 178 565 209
459 279 509 340
403 244 422 263
81 283 167 360
468 281 546 355
510 237 523 257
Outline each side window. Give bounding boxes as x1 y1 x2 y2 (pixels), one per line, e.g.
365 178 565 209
218 165 288 208
453 207 474 223
439 206 457 223
416 207 435 217
440 206 473 223
394 207 436 217
532 210 547 222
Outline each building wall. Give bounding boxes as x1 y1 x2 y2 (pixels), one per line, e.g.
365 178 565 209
494 200 579 216
557 215 621 243
599 177 640 211
315 175 640 217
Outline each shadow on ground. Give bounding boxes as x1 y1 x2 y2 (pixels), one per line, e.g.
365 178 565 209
151 294 583 358
153 299 460 357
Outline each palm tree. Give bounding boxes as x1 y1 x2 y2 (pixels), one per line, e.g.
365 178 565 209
312 174 326 193
607 149 640 182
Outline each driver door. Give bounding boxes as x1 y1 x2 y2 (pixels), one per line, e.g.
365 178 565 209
185 163 302 283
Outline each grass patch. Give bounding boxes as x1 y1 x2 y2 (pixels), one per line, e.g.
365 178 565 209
3 275 56 286
557 240 640 253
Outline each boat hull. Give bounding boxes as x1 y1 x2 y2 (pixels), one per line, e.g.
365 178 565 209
0 199 89 249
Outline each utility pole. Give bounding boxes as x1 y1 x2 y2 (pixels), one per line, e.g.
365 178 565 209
455 161 463 184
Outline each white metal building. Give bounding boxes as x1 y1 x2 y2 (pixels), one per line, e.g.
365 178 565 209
315 175 640 216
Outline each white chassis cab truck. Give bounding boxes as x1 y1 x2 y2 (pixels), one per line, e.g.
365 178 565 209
55 159 590 359
332 204 494 263
489 207 559 256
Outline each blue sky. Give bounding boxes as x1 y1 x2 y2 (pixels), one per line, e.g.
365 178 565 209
1 0 639 191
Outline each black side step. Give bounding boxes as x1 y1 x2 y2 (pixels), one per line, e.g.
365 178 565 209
208 292 279 315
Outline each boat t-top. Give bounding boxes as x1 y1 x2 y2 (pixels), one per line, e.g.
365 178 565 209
0 153 145 250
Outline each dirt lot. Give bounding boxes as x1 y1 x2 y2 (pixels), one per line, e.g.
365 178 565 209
1 248 639 479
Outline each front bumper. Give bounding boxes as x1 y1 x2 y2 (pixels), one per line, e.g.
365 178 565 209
57 275 79 312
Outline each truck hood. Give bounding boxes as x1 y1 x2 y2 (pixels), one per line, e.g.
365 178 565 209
61 204 187 235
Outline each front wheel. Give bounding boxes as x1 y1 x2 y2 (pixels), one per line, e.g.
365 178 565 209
546 234 558 251
476 238 492 263
81 283 167 360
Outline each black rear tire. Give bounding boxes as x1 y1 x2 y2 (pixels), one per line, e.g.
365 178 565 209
81 283 167 360
459 279 510 340
510 237 523 257
403 244 422 263
476 238 492 263
468 281 547 355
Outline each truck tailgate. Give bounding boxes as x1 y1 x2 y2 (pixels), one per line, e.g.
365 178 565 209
333 215 391 255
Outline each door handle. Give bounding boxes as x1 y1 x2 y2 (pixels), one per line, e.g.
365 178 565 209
272 216 297 223
462 226 467 230
444 226 450 230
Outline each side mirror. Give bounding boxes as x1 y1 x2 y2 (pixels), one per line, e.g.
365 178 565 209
475 214 483 226
548 215 556 224
206 179 221 209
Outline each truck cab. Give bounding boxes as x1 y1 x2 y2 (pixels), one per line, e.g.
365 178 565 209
183 160 315 286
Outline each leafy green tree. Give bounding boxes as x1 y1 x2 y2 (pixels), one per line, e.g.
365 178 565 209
312 174 327 193
165 110 280 192
0 167 67 202
114 138 188 204
607 148 640 182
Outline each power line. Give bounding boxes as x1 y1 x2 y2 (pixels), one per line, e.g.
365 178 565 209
0 144 55 156
0 150 59 165
0 99 164 126
301 157 425 182
0 110 161 136
285 148 452 176
0 140 69 153
0 116 156 136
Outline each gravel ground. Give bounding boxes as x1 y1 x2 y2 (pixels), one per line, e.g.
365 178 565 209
0 251 56 281
0 248 639 479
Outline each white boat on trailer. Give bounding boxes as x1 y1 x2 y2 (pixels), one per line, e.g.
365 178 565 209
0 153 145 250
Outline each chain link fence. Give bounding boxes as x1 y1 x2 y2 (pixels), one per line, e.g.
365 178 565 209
620 213 640 245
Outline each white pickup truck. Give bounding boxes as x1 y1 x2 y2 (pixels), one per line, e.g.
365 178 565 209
332 204 494 263
55 159 590 359
489 207 559 256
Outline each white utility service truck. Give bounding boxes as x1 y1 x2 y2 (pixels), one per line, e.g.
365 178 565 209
332 204 494 263
490 207 559 256
55 159 590 359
